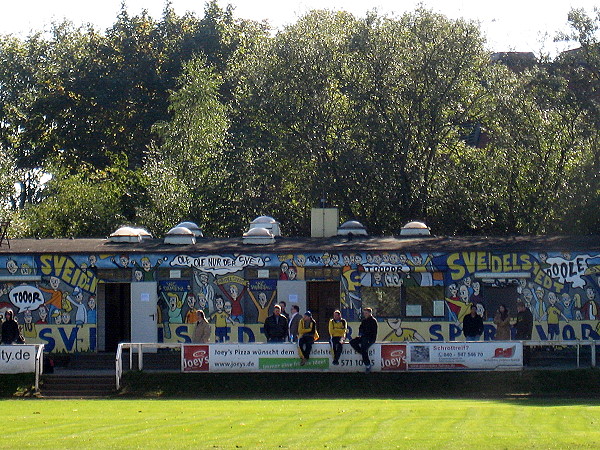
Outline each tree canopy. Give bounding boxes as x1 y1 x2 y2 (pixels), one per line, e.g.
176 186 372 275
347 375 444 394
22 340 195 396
1 3 598 238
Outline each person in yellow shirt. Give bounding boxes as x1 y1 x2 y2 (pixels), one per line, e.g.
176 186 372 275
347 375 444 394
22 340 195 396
298 311 319 366
328 310 347 365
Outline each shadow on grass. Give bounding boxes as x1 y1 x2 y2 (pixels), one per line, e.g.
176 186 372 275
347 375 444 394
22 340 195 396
116 369 600 406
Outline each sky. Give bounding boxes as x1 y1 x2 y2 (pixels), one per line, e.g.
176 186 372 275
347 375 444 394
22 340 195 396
1 0 598 54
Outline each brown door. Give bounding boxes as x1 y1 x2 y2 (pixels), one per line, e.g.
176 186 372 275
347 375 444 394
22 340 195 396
307 281 340 340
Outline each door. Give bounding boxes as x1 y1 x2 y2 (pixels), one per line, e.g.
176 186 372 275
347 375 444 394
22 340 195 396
307 281 340 340
130 282 158 344
104 283 131 352
277 280 307 317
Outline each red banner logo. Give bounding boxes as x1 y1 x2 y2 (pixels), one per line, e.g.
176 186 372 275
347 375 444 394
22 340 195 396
493 346 515 358
183 345 210 372
380 344 407 371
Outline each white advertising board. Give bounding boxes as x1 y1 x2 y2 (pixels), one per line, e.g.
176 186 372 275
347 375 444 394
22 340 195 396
183 343 380 372
406 342 523 371
0 345 37 374
181 342 522 373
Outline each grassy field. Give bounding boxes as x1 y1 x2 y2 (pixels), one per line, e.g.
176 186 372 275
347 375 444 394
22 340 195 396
2 397 600 448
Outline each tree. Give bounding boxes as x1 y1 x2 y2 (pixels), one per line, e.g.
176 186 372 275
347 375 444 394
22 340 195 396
140 57 229 235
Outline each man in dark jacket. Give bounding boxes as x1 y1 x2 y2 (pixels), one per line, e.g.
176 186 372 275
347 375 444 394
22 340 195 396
514 301 534 365
264 304 288 342
350 307 378 372
514 302 533 339
462 304 484 341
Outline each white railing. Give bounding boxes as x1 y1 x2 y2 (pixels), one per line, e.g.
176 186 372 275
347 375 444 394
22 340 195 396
524 340 597 368
114 340 599 390
34 344 44 391
116 343 182 390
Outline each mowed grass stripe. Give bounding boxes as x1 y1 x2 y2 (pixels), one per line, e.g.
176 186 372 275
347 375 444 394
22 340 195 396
2 399 600 448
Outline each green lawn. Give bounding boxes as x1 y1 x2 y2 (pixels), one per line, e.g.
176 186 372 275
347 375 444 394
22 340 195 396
2 398 600 448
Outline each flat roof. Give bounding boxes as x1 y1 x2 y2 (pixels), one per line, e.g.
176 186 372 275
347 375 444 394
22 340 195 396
0 235 599 254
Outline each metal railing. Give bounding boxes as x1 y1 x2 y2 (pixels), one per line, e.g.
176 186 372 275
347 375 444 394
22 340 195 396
114 340 599 390
116 343 182 390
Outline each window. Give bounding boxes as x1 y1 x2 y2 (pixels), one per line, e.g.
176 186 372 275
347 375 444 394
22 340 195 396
361 287 402 317
403 286 445 318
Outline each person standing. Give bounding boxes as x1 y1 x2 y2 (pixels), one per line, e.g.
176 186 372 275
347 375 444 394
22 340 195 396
493 304 511 340
288 305 301 343
515 301 534 366
328 310 347 365
1 309 24 344
350 307 378 372
192 310 211 343
264 304 288 342
462 304 484 341
298 311 318 365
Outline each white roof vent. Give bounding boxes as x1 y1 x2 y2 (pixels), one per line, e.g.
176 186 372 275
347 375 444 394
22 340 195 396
337 220 368 236
131 228 153 240
243 227 275 244
175 222 203 237
249 215 281 237
164 226 196 245
400 221 431 236
109 226 147 243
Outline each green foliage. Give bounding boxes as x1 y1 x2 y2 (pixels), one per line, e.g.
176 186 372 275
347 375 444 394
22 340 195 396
1 4 599 237
17 157 144 238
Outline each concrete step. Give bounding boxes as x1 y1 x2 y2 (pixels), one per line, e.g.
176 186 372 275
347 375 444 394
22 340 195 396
41 375 115 398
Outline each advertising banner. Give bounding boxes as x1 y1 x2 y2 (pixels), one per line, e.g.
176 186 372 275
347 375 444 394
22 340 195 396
182 343 380 372
406 342 523 371
181 342 522 372
0 345 37 374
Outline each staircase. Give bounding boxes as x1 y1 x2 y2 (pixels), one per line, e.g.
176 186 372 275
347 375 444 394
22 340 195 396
40 352 116 398
41 374 116 398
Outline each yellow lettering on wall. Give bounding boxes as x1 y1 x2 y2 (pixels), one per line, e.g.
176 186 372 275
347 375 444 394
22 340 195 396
447 253 465 280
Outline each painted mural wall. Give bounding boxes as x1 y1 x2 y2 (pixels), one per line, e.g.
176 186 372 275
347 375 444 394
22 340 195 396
0 249 599 352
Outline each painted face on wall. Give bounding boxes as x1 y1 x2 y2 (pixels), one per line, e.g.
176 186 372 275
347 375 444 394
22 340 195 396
373 272 382 284
411 254 423 265
587 287 596 301
330 254 340 266
288 267 297 280
54 312 63 325
6 259 18 275
372 254 382 265
343 255 352 265
168 293 178 311
88 255 97 266
38 306 48 321
448 284 458 297
294 255 306 267
50 276 60 290
398 254 408 265
224 301 232 315
119 255 129 267
472 281 481 295
562 294 571 308
389 254 399 265
229 284 239 298
548 292 557 306
197 294 207 308
459 285 469 303
384 272 401 287
215 297 224 311
21 264 32 275
24 309 32 323
187 294 196 309
141 258 151 271
258 292 268 308
61 311 70 324
523 288 533 303
134 270 143 282
87 296 96 310
353 254 363 265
